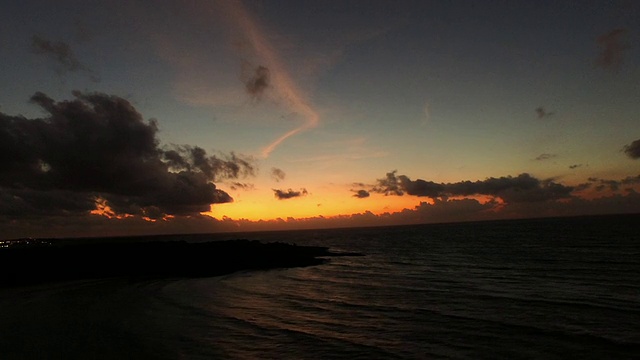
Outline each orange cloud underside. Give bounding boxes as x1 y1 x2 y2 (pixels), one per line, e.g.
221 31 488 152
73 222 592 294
90 198 175 222
90 198 130 219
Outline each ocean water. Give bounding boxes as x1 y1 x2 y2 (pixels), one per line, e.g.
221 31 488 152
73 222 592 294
1 214 639 359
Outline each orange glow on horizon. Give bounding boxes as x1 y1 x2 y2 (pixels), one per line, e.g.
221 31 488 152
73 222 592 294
205 189 421 222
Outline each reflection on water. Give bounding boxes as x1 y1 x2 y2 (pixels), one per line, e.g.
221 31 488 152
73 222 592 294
1 215 639 359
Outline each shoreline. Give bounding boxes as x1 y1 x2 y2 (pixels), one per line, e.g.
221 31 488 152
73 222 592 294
0 239 362 288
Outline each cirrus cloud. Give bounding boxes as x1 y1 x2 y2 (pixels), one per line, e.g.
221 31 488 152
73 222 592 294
595 28 629 70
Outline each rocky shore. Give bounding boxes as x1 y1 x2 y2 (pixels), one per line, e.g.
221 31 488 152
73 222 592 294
0 239 361 287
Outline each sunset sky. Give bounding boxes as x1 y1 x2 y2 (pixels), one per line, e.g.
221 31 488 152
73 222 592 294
1 0 639 238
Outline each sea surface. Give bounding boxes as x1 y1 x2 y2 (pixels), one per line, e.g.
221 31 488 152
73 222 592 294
1 214 639 359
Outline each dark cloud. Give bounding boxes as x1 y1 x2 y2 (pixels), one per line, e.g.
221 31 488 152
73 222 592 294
0 188 96 219
32 35 84 72
271 167 286 182
352 189 370 198
273 188 308 200
502 191 640 220
245 65 270 98
573 182 592 192
409 198 497 223
371 172 573 203
535 153 557 161
164 146 254 181
623 139 640 159
447 174 573 203
0 91 254 221
621 175 640 185
229 182 255 191
596 28 629 70
597 180 620 192
587 175 640 192
372 171 404 196
569 164 582 169
31 35 99 81
535 107 554 119
398 175 445 198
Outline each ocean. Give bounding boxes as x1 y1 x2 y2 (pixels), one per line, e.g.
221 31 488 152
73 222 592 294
1 214 639 359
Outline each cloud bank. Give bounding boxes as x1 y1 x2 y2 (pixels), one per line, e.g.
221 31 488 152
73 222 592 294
372 171 574 203
580 175 640 192
0 91 254 222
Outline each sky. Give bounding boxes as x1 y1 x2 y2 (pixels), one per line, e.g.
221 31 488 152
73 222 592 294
1 0 639 239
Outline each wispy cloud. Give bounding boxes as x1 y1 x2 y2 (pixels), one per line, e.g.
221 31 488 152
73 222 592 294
535 153 557 161
222 0 320 158
229 182 255 191
31 35 99 81
32 35 84 72
244 65 271 99
270 167 286 182
423 101 431 125
535 107 554 119
595 28 629 70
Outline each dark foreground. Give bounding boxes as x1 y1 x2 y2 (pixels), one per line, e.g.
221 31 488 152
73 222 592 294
0 239 359 287
1 215 639 359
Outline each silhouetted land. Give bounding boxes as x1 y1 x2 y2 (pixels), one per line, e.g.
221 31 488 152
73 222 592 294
0 239 362 287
